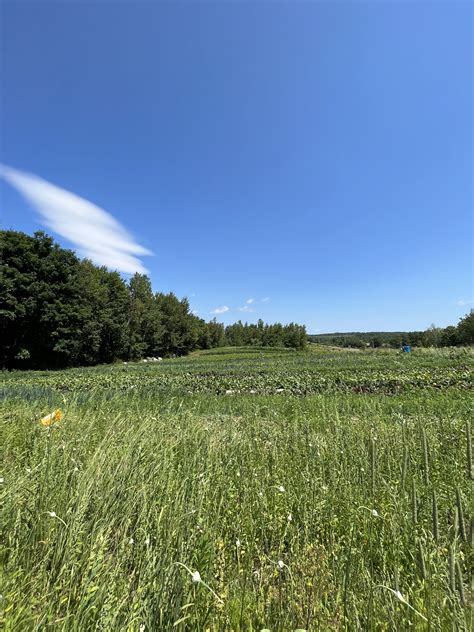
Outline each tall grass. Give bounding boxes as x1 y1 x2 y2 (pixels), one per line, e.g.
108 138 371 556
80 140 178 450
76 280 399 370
1 348 472 630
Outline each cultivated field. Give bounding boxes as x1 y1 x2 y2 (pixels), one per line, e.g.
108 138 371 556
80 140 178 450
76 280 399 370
1 346 473 630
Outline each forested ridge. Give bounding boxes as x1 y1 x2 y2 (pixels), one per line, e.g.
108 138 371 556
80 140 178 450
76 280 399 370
309 314 474 349
0 231 306 369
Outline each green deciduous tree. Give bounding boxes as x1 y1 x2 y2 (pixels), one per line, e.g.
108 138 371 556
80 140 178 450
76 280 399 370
456 311 474 345
1 230 309 368
1 231 84 368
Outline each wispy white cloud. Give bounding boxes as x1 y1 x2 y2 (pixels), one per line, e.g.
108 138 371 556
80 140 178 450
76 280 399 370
237 305 254 313
0 164 152 274
245 296 269 306
210 296 269 315
457 299 474 307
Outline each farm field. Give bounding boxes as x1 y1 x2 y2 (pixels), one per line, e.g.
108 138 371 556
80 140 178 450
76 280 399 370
1 346 473 630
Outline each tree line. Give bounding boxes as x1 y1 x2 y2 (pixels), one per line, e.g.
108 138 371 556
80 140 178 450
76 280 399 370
308 314 474 349
225 320 307 349
1 231 307 369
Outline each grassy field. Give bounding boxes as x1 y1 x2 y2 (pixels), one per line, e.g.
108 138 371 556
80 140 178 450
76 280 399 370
1 346 473 630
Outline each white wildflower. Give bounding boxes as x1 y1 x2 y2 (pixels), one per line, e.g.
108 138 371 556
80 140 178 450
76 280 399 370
129 537 134 545
376 585 427 621
277 560 285 569
44 510 67 526
287 513 292 522
358 506 381 518
175 562 223 603
236 539 241 548
277 485 285 493
144 537 150 546
395 590 406 602
0 478 4 484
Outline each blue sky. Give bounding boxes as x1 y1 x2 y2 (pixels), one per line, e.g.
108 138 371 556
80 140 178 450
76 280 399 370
1 1 472 333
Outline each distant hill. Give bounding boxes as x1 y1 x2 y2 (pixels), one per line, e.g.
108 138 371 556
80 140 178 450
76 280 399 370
308 331 424 348
309 331 413 340
309 313 473 349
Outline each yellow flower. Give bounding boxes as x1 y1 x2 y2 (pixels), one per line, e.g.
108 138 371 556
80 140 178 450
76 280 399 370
39 409 63 427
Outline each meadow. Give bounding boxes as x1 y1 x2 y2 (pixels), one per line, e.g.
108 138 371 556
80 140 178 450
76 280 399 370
1 346 472 631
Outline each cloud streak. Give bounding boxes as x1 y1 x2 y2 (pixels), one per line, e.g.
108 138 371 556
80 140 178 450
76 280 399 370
457 299 474 307
0 164 152 274
210 296 270 315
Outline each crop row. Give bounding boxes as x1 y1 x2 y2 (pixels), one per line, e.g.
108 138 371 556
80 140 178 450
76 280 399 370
2 366 472 397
